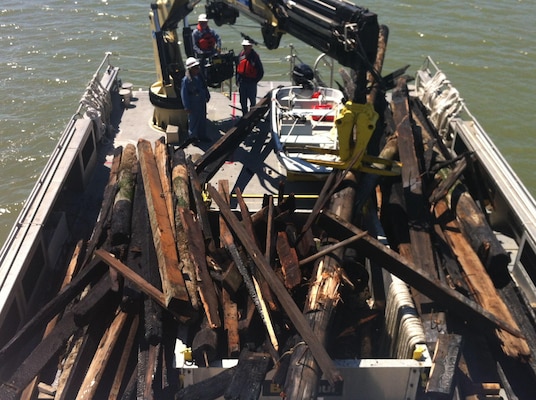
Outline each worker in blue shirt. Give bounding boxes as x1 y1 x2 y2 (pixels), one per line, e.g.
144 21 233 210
181 57 211 142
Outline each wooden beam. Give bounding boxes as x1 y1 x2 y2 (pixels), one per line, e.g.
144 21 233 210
137 139 189 309
298 231 368 266
75 308 129 399
154 138 175 237
95 250 170 313
108 314 139 400
179 208 221 328
110 143 137 246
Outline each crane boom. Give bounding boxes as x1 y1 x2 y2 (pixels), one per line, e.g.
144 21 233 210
206 0 379 69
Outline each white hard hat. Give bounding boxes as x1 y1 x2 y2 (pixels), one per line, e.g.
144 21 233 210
241 39 252 46
186 57 200 69
198 13 208 22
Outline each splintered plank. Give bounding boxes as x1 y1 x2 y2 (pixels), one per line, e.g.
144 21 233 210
276 231 301 289
137 139 189 309
75 308 129 400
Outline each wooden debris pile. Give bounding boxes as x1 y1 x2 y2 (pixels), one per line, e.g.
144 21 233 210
0 78 535 400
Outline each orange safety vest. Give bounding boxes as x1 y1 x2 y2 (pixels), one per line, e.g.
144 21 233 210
237 54 258 79
197 24 217 51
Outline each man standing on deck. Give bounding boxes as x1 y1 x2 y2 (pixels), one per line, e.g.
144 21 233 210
236 39 264 114
181 57 211 142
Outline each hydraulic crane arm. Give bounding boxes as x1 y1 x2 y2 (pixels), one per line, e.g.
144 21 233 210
206 0 379 70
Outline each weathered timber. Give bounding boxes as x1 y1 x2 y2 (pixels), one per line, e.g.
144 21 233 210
55 329 85 399
276 231 301 289
448 185 511 286
286 171 358 399
124 165 163 342
118 366 137 400
95 249 184 321
172 162 200 311
298 231 369 267
224 349 272 400
170 147 201 311
235 187 278 312
171 149 190 210
429 156 469 204
83 146 122 265
172 149 198 307
109 314 139 400
194 93 271 184
218 181 278 351
208 184 342 385
0 275 115 399
154 137 175 237
137 139 189 309
58 282 122 400
175 366 237 399
409 97 453 163
392 77 437 280
432 223 471 294
186 156 215 251
367 24 388 99
433 200 530 358
179 207 221 328
220 259 243 294
0 256 106 372
111 143 137 245
222 286 240 357
317 210 523 338
139 342 160 400
265 195 274 262
75 308 129 400
217 181 241 357
426 334 463 398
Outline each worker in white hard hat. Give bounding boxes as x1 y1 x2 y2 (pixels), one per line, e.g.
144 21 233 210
192 13 221 58
236 39 264 114
181 57 211 143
